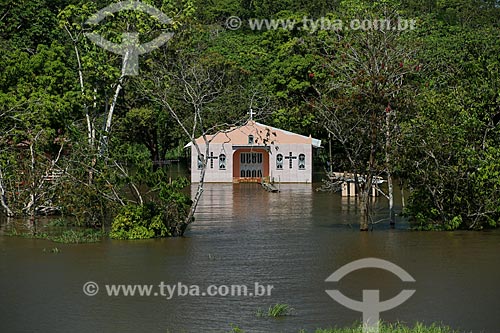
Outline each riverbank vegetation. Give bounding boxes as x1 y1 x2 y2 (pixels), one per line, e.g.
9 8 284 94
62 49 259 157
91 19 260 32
229 322 460 333
1 0 500 233
7 219 105 243
310 323 459 333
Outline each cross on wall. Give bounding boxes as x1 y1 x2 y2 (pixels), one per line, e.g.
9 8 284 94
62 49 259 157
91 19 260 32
207 152 218 169
284 152 297 169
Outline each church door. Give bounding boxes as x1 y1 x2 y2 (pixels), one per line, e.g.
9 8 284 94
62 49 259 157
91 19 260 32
239 152 263 178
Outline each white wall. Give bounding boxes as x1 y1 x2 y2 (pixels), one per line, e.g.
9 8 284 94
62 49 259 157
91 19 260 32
268 144 312 183
191 143 233 183
191 143 313 183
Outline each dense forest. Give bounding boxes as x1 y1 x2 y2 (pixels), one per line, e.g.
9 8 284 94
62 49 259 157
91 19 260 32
1 0 500 237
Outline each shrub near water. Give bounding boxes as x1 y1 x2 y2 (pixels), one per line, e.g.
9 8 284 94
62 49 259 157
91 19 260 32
110 178 191 239
110 203 159 239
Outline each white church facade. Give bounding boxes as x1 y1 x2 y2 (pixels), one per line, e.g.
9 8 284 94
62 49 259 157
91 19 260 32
187 120 321 183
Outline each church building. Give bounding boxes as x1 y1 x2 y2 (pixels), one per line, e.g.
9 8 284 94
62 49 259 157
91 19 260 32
187 120 321 183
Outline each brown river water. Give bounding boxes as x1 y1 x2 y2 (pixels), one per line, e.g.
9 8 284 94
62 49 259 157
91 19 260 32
1 183 499 332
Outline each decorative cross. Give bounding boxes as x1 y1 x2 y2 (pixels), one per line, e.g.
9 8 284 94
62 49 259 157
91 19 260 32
207 152 218 169
247 108 256 121
284 152 297 169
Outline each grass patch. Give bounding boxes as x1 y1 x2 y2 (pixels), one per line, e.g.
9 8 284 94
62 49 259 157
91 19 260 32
228 324 244 333
45 218 74 228
256 303 294 318
230 322 460 333
311 322 459 333
50 229 104 243
7 227 105 244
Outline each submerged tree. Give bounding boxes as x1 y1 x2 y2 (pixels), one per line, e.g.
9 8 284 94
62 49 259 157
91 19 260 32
398 22 500 230
312 0 417 230
137 48 250 235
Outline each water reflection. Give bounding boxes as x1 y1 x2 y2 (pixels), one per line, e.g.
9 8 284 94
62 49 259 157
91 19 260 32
192 183 315 233
0 183 499 333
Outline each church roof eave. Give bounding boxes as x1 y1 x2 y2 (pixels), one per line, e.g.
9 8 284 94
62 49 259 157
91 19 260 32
186 120 322 148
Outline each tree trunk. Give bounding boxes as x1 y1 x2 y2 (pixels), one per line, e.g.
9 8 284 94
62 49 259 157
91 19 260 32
67 33 96 184
0 165 14 217
359 111 377 231
400 179 405 209
385 110 395 228
359 191 370 231
388 171 395 228
28 138 37 231
99 50 129 155
177 144 209 236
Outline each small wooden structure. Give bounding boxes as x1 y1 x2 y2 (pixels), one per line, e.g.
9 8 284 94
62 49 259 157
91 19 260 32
329 172 384 197
261 178 280 192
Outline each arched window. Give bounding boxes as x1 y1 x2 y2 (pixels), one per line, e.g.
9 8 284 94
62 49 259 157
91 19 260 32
197 154 204 169
276 154 283 170
298 154 305 170
248 135 254 145
219 154 226 170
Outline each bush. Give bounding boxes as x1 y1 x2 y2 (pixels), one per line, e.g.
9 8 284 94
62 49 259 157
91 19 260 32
110 203 159 240
110 178 192 240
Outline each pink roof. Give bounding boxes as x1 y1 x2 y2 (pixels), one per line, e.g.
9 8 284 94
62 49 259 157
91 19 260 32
190 120 321 147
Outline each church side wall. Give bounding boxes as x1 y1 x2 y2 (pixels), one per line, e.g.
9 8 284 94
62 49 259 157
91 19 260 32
268 144 313 183
191 143 233 183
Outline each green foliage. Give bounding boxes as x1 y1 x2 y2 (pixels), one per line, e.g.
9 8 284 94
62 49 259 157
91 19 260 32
111 203 163 240
228 324 245 333
50 229 104 243
256 303 294 317
399 19 500 230
110 178 191 239
313 322 458 333
2 0 500 233
228 322 458 333
59 161 117 228
7 226 104 244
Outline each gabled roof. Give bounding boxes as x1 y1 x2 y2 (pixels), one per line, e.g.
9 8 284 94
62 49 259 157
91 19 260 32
185 120 321 148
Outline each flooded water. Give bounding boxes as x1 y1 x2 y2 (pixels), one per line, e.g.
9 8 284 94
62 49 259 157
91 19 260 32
1 183 499 332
